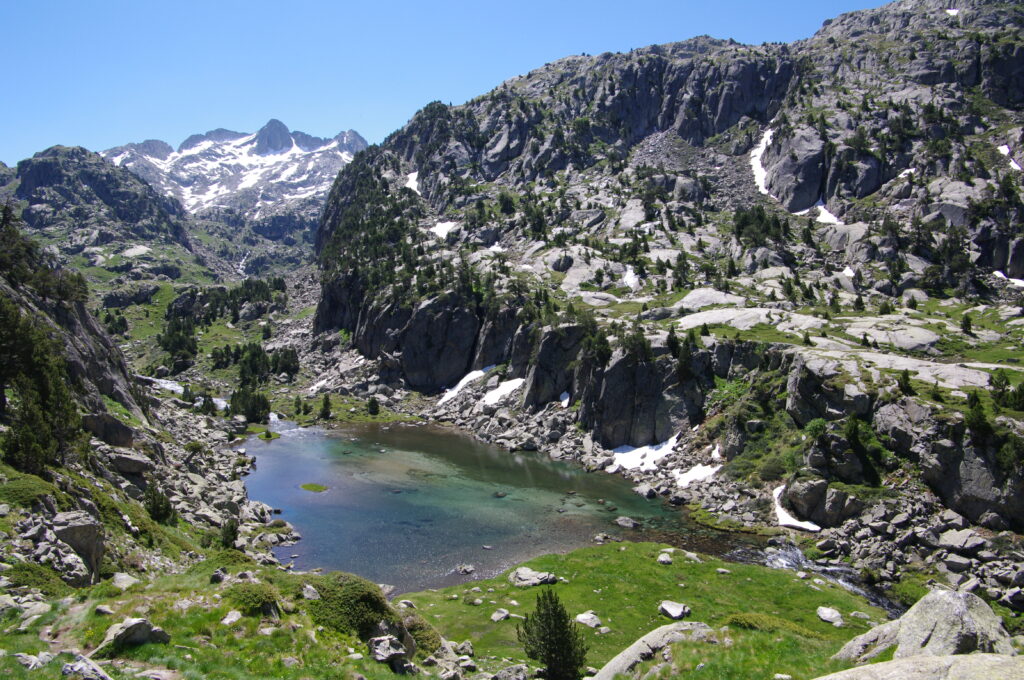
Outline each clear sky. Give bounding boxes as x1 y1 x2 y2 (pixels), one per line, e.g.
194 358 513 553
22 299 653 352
1 0 884 165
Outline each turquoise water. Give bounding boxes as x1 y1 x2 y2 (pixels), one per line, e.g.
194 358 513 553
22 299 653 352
244 421 736 593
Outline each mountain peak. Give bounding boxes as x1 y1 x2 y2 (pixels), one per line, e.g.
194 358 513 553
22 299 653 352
254 119 293 155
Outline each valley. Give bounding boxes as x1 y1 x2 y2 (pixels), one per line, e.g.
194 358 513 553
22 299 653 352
1 0 1024 678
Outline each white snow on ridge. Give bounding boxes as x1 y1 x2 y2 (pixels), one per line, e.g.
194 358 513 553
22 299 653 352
559 391 571 408
842 266 856 278
608 433 679 473
481 378 525 406
773 485 821 532
438 366 495 405
945 8 960 16
406 172 421 195
750 129 775 196
994 271 1024 288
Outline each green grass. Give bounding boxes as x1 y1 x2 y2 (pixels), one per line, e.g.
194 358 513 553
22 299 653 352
402 542 884 677
300 483 328 493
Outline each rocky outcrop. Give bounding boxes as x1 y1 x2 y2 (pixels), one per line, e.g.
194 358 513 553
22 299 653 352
90 618 170 658
833 590 1015 663
812 654 1024 680
592 622 714 680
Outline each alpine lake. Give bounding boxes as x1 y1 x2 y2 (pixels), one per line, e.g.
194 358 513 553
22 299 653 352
244 419 758 594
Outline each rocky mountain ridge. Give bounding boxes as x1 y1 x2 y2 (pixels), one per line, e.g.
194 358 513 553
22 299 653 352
306 0 1024 616
104 119 367 238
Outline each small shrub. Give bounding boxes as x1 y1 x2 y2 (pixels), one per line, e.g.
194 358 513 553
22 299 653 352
367 397 380 416
142 479 176 525
226 582 279 616
7 561 72 597
307 572 396 639
889 574 929 608
403 612 443 658
220 519 239 549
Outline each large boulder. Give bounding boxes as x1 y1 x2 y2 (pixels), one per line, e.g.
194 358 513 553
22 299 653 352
81 413 134 448
52 511 104 584
508 567 557 587
811 654 1024 680
592 622 713 680
763 126 826 212
833 591 1014 663
90 618 170 657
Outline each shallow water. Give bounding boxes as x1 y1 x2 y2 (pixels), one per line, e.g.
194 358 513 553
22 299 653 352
244 420 749 593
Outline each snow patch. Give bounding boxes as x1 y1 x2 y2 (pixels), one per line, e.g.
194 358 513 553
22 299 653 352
430 221 458 239
559 391 570 408
622 266 640 291
773 485 821 532
488 244 506 253
481 378 525 406
405 172 421 195
945 8 960 16
815 201 844 225
672 463 722 488
998 145 1021 171
438 366 494 406
842 266 856 278
750 129 775 196
898 168 916 178
608 433 679 473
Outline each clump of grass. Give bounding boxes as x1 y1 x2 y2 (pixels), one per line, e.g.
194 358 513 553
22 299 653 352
889 573 929 608
402 612 443 658
225 582 280 616
300 483 327 493
188 549 256 575
7 562 72 597
721 612 826 640
0 472 61 508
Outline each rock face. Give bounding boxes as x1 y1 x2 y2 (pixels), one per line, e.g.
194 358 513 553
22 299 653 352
15 145 189 248
811 654 1024 680
52 511 104 585
833 590 1015 663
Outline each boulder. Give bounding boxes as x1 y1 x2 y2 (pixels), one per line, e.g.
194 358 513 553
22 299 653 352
576 611 602 628
508 567 557 587
592 622 713 680
52 511 104 584
105 451 154 475
369 634 408 670
811 654 1024 680
90 618 170 657
492 664 530 680
82 413 135 448
491 608 510 622
658 601 691 620
833 591 1014 663
817 606 844 627
111 572 138 591
62 654 114 679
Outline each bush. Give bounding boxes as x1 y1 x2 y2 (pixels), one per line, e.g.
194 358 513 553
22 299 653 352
367 397 380 416
517 589 589 680
721 612 825 640
143 479 176 525
307 572 396 639
7 561 72 597
220 519 239 549
403 612 443 658
225 582 279 616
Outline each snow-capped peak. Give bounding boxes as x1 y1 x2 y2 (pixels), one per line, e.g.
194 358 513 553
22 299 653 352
102 119 367 216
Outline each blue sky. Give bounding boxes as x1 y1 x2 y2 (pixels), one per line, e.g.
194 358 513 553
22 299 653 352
1 1 882 165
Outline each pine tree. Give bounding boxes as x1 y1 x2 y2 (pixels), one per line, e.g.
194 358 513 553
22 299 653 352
319 394 332 420
517 589 588 680
897 369 915 396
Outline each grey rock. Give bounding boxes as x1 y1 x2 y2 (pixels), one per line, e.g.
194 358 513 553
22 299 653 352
52 511 104 585
811 654 1024 680
816 606 844 627
593 622 713 680
658 601 691 620
90 617 170 657
508 567 557 587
